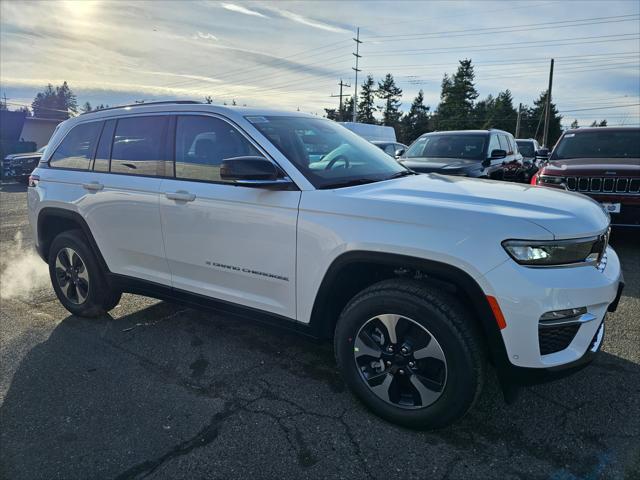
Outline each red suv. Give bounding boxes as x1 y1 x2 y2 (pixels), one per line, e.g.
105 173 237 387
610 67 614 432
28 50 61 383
533 127 639 227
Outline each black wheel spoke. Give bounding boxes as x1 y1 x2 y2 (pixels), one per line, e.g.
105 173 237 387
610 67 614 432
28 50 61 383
354 313 448 409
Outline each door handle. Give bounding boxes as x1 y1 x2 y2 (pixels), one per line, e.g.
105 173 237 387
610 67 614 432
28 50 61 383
83 182 104 191
165 191 196 202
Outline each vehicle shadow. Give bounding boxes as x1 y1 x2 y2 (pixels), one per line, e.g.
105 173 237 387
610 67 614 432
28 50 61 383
0 181 27 193
1 299 638 479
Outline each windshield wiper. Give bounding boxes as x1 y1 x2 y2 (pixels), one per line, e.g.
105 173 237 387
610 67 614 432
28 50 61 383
320 178 381 189
386 169 417 180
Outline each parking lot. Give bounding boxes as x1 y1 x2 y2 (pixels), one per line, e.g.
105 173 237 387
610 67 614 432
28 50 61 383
0 181 638 480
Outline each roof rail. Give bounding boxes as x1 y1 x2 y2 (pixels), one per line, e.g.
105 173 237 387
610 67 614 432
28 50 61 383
80 100 202 115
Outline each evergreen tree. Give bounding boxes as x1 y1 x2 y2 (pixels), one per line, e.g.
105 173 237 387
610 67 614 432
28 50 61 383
324 108 339 120
81 102 92 113
343 96 355 121
433 59 478 131
31 82 77 120
518 90 562 146
570 119 579 129
484 89 517 133
377 73 403 127
399 90 430 144
473 94 495 129
204 96 213 104
357 75 377 124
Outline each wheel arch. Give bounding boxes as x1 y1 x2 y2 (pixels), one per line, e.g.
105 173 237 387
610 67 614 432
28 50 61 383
37 207 109 272
309 251 509 367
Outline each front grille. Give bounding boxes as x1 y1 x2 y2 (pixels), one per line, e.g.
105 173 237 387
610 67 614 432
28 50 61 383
565 176 640 194
539 324 580 355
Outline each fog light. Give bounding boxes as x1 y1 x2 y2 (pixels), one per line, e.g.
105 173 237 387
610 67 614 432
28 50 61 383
540 307 587 322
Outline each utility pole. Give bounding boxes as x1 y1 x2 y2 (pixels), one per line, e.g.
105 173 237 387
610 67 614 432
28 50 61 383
330 79 351 121
515 103 522 138
542 58 554 147
352 27 362 123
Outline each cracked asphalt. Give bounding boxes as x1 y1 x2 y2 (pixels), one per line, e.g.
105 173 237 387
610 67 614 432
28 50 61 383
1 181 639 480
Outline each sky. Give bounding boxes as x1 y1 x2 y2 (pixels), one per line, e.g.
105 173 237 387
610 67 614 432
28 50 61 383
1 0 639 127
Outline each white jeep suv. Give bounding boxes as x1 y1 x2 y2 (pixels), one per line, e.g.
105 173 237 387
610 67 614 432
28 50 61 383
27 101 624 428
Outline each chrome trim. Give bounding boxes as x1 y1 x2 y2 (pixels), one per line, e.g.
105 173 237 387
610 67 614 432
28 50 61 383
231 177 294 187
590 322 605 353
539 312 597 328
564 175 638 195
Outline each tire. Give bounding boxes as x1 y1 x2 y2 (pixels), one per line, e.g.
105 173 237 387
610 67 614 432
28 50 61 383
334 278 485 429
48 229 121 317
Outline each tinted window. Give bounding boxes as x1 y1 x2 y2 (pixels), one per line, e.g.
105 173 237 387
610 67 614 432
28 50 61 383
553 130 640 159
516 141 535 157
49 122 101 170
406 134 486 160
383 144 396 155
175 116 260 182
111 116 170 176
498 135 512 153
93 119 116 172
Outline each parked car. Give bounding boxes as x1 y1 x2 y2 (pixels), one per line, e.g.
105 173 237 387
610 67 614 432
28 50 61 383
2 146 46 183
372 140 408 158
533 127 639 227
399 129 524 181
28 102 623 428
515 138 544 182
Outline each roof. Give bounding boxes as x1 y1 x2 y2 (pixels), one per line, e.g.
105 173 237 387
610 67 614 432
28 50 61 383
564 127 640 133
23 117 63 124
423 129 505 136
73 101 315 126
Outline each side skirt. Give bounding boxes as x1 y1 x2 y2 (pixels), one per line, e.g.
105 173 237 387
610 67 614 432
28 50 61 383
107 273 325 341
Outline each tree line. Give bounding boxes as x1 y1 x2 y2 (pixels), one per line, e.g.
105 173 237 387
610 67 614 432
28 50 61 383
325 59 571 146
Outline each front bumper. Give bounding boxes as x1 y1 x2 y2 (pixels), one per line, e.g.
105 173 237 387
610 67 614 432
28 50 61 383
483 245 622 370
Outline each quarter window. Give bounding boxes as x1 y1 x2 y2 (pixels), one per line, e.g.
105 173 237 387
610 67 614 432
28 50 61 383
488 135 500 155
175 115 260 182
49 122 101 170
111 116 171 176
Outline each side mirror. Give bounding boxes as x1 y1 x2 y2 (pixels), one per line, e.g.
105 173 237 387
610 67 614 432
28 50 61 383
220 156 292 188
490 149 507 159
536 148 549 157
395 148 405 158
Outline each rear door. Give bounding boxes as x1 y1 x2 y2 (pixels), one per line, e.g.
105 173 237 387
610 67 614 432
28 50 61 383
158 114 300 319
78 115 172 285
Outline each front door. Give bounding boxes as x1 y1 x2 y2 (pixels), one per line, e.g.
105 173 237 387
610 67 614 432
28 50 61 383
159 114 300 319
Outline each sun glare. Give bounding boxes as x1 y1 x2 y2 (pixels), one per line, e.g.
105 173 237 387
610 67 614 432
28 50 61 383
63 0 98 19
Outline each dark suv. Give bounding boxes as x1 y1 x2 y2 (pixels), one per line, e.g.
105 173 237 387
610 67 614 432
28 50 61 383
534 127 639 227
400 129 523 180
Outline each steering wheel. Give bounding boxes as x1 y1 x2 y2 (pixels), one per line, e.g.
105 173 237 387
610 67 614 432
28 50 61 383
325 154 350 170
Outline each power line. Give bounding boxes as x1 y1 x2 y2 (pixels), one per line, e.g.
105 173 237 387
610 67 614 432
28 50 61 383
352 27 362 122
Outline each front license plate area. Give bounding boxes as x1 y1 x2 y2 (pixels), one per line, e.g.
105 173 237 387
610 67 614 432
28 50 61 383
601 202 621 214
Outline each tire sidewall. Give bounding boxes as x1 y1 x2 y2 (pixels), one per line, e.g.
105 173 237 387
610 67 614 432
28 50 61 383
336 289 479 428
48 231 106 317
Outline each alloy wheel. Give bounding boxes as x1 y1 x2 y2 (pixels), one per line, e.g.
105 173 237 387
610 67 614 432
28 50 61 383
354 314 447 409
54 247 90 305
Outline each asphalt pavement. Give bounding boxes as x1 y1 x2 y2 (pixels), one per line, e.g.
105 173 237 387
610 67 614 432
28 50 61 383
1 181 638 480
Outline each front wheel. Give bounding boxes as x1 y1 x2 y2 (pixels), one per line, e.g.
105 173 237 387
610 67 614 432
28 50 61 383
334 279 486 429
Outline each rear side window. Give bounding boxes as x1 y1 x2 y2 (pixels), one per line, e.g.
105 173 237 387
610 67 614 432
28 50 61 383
499 134 513 154
93 119 116 172
488 135 500 155
111 116 171 176
174 115 260 182
49 122 101 170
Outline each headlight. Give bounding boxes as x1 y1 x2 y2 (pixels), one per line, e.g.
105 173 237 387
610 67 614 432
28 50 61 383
502 236 607 266
538 175 565 186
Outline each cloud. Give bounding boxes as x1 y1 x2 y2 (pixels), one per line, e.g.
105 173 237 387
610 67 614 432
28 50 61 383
195 31 218 41
267 7 350 33
221 3 268 18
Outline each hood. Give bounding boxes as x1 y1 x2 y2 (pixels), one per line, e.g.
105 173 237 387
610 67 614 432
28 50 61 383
543 157 640 176
330 174 610 240
4 152 42 161
400 157 482 173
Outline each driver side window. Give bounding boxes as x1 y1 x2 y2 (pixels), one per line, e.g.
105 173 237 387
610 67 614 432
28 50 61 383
488 135 500 155
175 115 260 182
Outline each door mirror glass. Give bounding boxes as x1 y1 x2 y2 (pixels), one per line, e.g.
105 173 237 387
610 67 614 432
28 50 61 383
395 148 405 158
490 149 507 159
220 156 291 188
536 148 549 157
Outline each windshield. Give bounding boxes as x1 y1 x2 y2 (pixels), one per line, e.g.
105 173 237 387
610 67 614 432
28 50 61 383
405 134 486 161
553 130 640 159
516 141 535 157
247 116 406 188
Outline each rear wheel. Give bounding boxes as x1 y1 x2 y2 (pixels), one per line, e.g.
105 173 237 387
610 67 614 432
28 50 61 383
335 279 485 429
48 230 121 317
